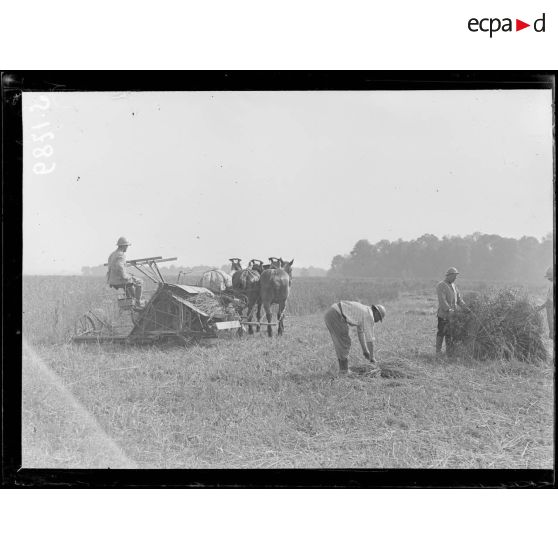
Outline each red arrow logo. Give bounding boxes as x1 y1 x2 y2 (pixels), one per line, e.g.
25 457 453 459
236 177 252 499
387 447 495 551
516 19 530 31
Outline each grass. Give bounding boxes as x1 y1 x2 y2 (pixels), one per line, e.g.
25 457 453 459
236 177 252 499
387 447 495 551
22 341 134 468
22 285 554 469
23 276 114 344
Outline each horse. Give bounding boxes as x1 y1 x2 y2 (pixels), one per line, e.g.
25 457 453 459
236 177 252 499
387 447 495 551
259 259 294 337
249 259 265 273
268 257 283 269
250 257 282 272
229 258 261 334
229 258 243 272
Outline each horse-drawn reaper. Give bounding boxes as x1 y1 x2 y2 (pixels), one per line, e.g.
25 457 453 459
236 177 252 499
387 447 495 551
72 257 244 345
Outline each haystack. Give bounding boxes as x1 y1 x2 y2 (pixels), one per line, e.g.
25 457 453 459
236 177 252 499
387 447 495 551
451 288 547 362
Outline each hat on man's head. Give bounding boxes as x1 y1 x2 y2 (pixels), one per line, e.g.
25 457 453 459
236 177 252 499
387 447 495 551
445 267 459 276
371 304 386 322
117 236 131 246
545 266 553 279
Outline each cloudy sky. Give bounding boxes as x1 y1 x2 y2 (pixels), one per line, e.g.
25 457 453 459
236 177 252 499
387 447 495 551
23 89 553 274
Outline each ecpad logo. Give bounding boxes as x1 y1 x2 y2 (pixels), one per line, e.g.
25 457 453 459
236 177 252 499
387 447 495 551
468 13 546 37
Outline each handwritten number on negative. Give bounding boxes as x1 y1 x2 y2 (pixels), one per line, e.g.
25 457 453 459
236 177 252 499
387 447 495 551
33 162 56 175
29 95 50 112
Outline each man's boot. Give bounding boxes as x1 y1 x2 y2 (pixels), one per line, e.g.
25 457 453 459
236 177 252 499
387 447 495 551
338 358 349 374
436 335 444 356
135 284 144 307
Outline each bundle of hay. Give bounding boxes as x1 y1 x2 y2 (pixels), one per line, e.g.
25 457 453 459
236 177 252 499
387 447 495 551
349 356 416 379
188 292 241 320
188 293 226 318
378 356 417 378
451 288 547 362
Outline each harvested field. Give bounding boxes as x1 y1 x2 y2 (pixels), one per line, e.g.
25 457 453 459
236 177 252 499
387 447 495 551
22 277 554 469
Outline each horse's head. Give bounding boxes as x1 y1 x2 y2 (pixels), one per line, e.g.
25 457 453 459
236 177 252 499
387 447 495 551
229 258 242 271
282 259 294 285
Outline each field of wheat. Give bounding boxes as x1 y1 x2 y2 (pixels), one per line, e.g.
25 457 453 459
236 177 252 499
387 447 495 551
21 275 553 469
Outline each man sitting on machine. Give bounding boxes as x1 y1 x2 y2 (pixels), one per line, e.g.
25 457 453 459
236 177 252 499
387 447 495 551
107 236 144 307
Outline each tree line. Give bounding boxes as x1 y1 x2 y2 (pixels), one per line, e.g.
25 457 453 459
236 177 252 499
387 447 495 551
328 233 553 282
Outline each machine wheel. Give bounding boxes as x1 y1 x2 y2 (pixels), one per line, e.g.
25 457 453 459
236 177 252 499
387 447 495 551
74 309 113 338
74 314 98 336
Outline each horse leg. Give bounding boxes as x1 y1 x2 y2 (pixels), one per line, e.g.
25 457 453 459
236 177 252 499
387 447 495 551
264 302 273 337
246 299 255 335
277 300 285 336
256 299 262 333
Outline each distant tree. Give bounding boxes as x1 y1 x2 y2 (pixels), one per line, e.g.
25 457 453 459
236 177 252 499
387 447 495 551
329 255 346 276
350 239 373 258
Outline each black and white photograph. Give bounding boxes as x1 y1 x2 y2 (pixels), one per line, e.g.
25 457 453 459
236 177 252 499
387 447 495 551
4 72 555 483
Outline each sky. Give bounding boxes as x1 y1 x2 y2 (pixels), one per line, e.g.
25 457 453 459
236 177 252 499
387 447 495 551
22 89 553 274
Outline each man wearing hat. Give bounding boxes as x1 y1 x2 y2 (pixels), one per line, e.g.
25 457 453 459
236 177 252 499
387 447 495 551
537 267 554 340
107 237 144 306
436 267 466 356
324 300 386 374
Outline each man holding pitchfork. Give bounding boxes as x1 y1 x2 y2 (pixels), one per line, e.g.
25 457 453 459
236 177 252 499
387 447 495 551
436 267 467 357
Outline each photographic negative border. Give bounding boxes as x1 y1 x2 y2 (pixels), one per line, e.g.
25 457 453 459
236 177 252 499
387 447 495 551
2 71 556 488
